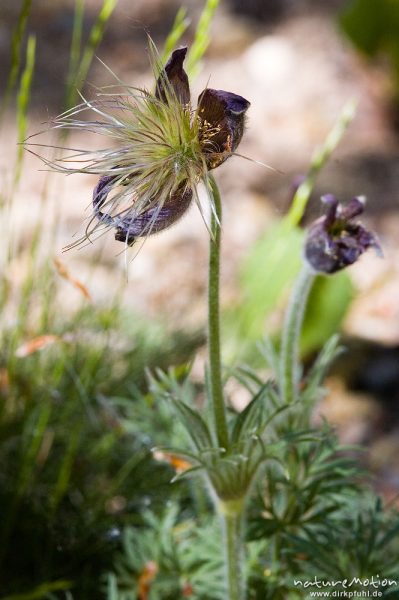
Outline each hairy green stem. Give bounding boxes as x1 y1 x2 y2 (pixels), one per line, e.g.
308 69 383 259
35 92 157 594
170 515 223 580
280 265 315 404
208 177 246 599
220 502 245 600
208 174 229 450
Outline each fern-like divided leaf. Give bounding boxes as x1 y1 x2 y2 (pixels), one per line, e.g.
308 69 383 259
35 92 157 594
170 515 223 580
107 506 226 600
170 398 214 452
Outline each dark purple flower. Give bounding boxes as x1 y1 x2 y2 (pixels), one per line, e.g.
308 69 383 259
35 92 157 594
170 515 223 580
304 195 381 274
197 88 250 169
92 47 250 246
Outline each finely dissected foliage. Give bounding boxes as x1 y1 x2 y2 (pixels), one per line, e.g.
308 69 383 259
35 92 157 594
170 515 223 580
107 343 399 600
107 508 225 600
287 497 399 585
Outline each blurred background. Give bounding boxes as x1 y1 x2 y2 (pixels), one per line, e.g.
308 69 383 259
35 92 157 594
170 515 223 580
1 0 399 598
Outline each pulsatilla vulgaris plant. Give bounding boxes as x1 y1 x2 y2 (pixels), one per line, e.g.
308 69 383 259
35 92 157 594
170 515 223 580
31 43 383 600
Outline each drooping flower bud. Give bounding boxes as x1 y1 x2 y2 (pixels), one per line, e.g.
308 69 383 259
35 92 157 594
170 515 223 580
304 195 381 274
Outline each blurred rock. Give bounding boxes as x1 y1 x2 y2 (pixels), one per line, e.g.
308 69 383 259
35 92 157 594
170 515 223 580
344 239 399 345
314 376 383 445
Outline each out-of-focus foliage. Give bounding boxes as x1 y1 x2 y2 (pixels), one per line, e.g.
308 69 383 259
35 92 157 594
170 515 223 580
0 0 32 118
245 497 399 599
340 0 399 95
287 497 399 588
161 0 221 77
64 0 118 109
301 272 353 355
0 297 201 598
107 508 225 600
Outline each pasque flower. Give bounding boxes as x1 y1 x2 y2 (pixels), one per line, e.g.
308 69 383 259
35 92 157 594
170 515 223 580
304 194 381 273
34 45 250 247
94 47 250 245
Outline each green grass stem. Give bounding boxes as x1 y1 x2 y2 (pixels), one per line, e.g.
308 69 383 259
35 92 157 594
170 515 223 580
0 0 32 120
65 0 118 110
14 34 36 185
186 0 220 77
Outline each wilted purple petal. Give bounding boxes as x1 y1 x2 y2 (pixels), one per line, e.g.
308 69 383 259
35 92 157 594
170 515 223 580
338 196 365 220
93 175 119 226
320 194 339 228
115 185 192 244
305 196 381 274
197 89 250 169
155 47 190 106
93 175 193 245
